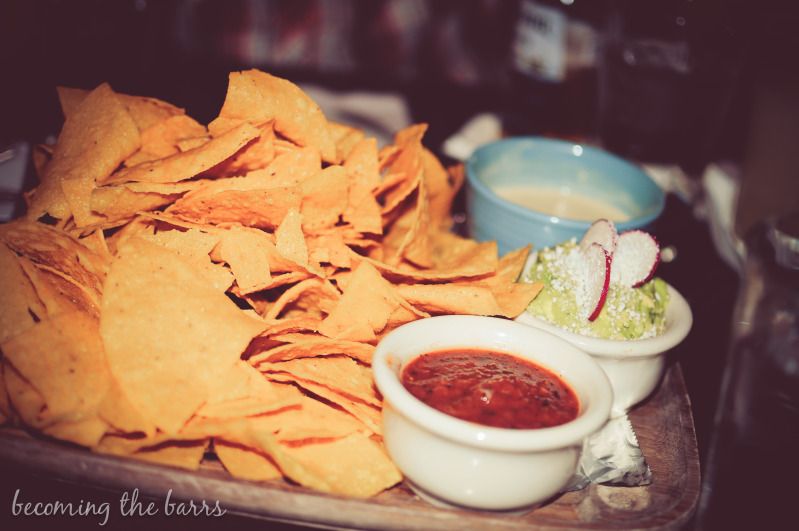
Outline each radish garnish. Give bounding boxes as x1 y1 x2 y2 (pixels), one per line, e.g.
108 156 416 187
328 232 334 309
580 218 618 255
610 230 660 287
581 243 612 321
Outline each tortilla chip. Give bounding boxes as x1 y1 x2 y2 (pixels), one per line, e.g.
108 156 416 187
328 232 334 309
243 316 322 354
307 233 354 269
210 70 336 162
260 356 379 408
359 231 498 284
213 226 274 294
275 208 309 268
124 115 208 167
101 122 260 185
0 244 45 343
177 136 210 152
96 434 207 470
379 124 426 217
206 121 277 177
275 433 401 497
195 361 302 420
3 361 47 429
393 265 538 317
43 416 108 447
426 154 464 230
384 177 432 268
318 261 423 342
342 138 382 235
0 219 107 302
78 229 113 263
97 379 154 435
253 145 321 188
301 166 348 232
118 95 186 132
90 186 184 222
59 87 186 130
168 181 302 230
1 311 110 427
140 226 232 292
372 171 406 199
133 440 208 470
240 272 314 308
262 316 323 337
16 259 95 323
486 281 544 318
264 278 340 321
395 283 508 316
30 83 140 224
457 246 543 318
100 238 267 434
324 394 381 435
329 121 365 162
56 86 88 120
248 338 374 366
0 363 10 423
229 392 368 444
215 440 282 481
489 245 531 285
244 428 331 493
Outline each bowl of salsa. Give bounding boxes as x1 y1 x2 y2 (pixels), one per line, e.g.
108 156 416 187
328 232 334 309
372 315 613 511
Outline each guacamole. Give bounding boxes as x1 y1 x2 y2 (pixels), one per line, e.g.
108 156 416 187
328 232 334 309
523 241 669 340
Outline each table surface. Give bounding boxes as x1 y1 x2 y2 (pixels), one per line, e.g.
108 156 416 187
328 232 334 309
0 363 699 531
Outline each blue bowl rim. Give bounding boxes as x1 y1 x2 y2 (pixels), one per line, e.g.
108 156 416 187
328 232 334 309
465 137 665 231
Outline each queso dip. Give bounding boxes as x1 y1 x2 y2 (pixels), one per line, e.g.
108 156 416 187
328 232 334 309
493 185 630 222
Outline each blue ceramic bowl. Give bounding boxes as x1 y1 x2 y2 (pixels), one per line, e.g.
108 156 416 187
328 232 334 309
465 137 665 254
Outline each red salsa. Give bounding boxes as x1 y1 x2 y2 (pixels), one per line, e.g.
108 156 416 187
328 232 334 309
401 349 579 429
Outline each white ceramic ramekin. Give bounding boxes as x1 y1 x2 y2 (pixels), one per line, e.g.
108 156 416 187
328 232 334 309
515 284 692 417
373 315 612 511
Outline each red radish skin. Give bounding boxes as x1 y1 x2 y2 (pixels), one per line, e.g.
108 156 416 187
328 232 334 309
583 243 612 321
580 219 618 255
632 249 661 287
611 230 661 287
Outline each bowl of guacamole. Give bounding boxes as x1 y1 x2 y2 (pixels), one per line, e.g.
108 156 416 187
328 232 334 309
523 241 669 341
515 241 692 416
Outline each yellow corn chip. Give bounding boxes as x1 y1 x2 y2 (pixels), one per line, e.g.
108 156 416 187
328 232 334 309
279 433 401 497
30 83 140 225
0 244 45 343
248 338 374 366
210 70 336 162
100 238 267 434
102 122 260 185
2 311 110 427
261 356 379 408
215 440 282 481
301 166 349 232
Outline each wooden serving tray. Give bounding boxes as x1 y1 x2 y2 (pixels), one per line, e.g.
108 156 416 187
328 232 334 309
0 364 699 530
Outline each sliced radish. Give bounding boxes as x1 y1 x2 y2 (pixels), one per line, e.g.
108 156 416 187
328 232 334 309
580 218 618 255
610 230 661 287
581 243 612 321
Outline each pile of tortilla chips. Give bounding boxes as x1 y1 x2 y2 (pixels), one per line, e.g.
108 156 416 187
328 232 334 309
0 69 542 498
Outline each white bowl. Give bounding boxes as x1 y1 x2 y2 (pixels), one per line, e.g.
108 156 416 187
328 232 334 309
515 284 692 417
372 315 612 511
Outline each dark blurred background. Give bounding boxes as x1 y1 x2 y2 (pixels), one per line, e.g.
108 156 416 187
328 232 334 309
1 1 798 529
0 0 760 160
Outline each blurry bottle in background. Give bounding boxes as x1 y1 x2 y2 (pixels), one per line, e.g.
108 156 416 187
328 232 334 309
695 212 799 530
597 0 742 171
505 0 606 139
